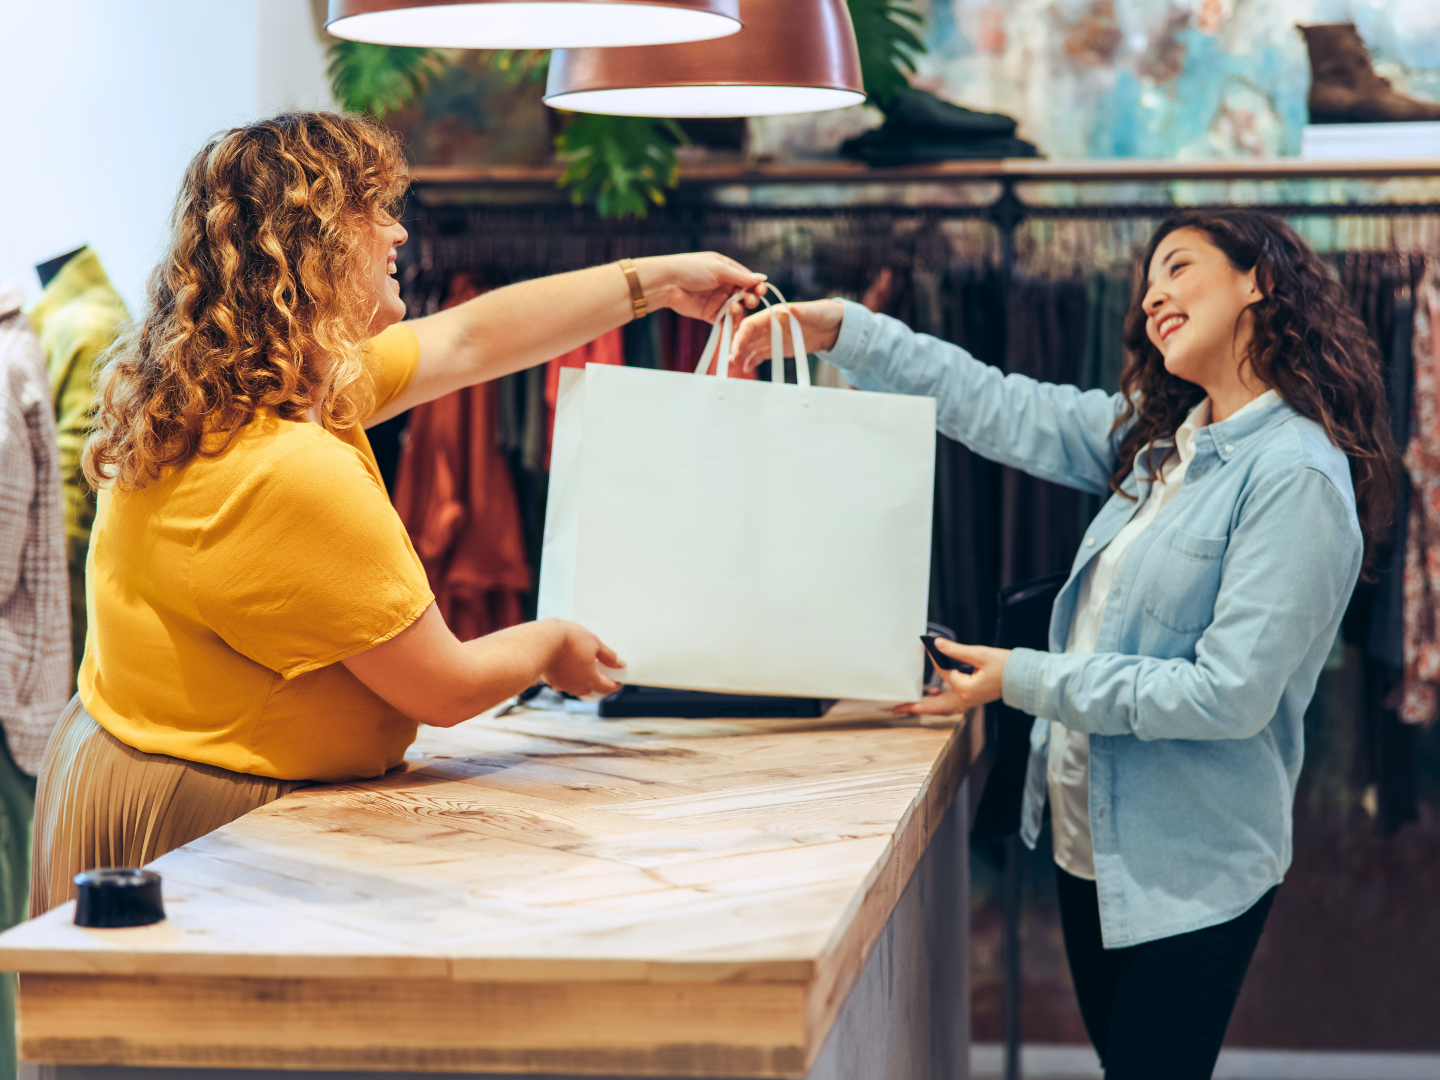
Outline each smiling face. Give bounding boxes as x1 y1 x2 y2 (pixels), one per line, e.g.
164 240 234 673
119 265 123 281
363 215 408 337
1142 227 1262 392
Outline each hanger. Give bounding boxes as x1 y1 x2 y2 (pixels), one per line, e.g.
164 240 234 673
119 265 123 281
35 246 87 289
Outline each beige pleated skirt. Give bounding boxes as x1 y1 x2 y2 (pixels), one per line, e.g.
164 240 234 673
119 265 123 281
31 696 307 916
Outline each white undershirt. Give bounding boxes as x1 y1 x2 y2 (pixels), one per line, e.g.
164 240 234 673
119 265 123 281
1048 389 1279 880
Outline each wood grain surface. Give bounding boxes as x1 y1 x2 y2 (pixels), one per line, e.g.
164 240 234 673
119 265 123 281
0 700 981 1076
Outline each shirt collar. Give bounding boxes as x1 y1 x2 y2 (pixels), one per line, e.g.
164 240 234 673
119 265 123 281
1203 388 1286 461
1179 389 1284 461
1174 398 1211 465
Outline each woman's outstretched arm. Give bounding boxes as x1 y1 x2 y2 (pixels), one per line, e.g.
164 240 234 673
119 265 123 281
731 298 1127 497
371 253 766 425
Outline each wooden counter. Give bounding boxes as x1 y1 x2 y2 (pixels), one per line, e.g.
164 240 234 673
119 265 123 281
0 701 982 1079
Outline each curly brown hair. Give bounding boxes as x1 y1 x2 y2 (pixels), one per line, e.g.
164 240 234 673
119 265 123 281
84 111 408 490
1115 209 1400 568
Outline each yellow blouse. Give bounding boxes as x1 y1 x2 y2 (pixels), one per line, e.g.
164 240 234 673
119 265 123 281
79 325 434 782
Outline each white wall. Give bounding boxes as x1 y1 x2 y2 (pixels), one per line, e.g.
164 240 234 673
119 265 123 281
256 0 340 116
0 0 338 313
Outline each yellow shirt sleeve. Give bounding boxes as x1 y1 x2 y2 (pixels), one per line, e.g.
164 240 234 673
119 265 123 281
365 323 421 421
190 424 434 679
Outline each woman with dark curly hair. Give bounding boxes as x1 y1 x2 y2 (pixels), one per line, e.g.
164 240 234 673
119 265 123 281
731 209 1399 1078
31 111 765 914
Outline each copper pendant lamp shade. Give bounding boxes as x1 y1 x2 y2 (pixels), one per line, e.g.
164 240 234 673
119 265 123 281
544 0 865 117
326 0 741 50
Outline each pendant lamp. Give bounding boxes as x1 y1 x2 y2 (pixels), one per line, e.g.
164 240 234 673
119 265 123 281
544 0 865 117
326 0 742 50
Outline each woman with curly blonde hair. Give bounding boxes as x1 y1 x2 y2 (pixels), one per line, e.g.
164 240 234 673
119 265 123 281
32 111 764 912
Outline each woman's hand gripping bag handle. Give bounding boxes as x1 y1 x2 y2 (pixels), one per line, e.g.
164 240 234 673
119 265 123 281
695 285 811 387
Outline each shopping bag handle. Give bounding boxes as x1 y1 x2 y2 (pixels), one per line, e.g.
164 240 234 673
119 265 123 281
693 284 811 389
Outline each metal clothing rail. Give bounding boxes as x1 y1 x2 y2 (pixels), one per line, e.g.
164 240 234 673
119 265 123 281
405 164 1440 283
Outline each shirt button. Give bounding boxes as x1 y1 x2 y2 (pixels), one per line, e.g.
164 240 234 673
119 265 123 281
1086 537 1096 546
1225 443 1235 453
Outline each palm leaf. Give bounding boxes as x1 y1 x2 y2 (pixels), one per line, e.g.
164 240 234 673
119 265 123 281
846 0 927 108
554 114 685 220
327 40 448 118
487 50 551 85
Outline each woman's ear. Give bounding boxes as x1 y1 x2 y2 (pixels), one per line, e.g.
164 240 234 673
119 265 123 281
1247 262 1271 301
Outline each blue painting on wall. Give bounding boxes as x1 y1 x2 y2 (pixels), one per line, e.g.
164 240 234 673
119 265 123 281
766 0 1440 160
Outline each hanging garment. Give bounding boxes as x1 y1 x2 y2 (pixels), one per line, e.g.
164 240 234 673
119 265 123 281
622 313 663 370
1368 264 1421 835
898 263 1004 648
25 248 128 688
393 276 532 641
543 327 626 470
497 362 549 621
1328 253 1421 835
0 284 72 773
1001 274 1089 587
942 267 1007 645
1077 273 1131 532
1368 261 1420 670
664 312 759 378
1401 264 1440 724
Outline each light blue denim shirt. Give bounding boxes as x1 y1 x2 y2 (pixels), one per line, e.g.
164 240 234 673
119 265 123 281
821 300 1363 948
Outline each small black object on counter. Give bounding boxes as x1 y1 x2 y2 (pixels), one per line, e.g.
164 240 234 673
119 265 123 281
74 868 165 928
600 685 832 719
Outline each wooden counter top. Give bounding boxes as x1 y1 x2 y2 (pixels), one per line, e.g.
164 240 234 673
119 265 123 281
0 700 982 1077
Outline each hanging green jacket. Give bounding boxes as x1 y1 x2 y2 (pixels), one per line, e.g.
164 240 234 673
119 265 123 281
26 249 129 689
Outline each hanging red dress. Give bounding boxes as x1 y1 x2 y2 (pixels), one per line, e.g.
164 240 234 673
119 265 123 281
393 274 532 640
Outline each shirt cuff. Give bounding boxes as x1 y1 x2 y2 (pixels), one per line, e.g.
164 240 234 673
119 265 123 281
1002 647 1048 718
816 299 878 377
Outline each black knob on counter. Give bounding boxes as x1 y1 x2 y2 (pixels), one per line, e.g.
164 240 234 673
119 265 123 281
73 869 165 928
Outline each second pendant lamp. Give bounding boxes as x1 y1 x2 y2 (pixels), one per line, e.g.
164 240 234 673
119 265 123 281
544 0 866 117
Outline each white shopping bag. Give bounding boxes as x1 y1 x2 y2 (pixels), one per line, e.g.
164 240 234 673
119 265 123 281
538 290 936 702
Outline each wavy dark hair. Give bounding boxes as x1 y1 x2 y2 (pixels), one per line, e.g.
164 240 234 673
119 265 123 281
1114 209 1400 569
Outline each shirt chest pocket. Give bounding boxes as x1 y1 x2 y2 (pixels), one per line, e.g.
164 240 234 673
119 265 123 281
1140 526 1230 634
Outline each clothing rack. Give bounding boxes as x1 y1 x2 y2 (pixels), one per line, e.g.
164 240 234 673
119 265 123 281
398 162 1440 1080
402 158 1440 299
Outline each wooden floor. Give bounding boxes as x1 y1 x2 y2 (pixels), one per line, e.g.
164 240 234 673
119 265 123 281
1 701 981 1077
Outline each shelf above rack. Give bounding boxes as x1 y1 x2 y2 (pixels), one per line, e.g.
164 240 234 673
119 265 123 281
408 157 1440 187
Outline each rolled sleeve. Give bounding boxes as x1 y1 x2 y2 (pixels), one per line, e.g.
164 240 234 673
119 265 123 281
817 299 882 382
1002 647 1048 717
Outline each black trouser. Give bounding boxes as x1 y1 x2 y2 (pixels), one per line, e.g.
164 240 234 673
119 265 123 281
1055 867 1277 1080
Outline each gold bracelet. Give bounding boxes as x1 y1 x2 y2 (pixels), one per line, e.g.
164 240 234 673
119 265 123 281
618 258 648 320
